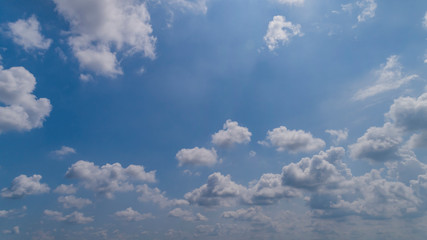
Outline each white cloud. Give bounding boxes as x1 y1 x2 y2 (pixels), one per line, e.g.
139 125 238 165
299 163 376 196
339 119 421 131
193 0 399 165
276 0 304 5
65 160 156 198
0 206 26 218
51 146 76 158
53 0 156 77
168 0 208 14
136 184 189 208
341 3 353 13
44 210 94 224
349 123 403 162
356 0 377 22
325 129 348 144
0 65 52 133
8 15 52 50
386 93 427 132
264 15 303 51
1 174 49 199
58 195 92 209
176 147 218 166
423 12 427 28
222 207 272 226
54 184 77 195
259 126 325 153
211 120 252 147
407 132 427 149
168 208 207 222
353 55 418 101
115 207 153 221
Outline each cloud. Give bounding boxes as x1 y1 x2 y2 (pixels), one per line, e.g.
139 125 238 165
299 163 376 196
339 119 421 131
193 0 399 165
65 160 156 198
211 120 252 147
53 0 156 77
276 0 304 5
0 207 26 218
385 93 427 132
2 226 20 235
58 195 92 209
424 12 427 29
54 184 77 195
168 208 207 222
348 123 403 162
222 207 272 226
353 55 418 101
0 65 52 134
264 15 303 51
1 174 49 199
168 0 208 14
7 15 52 50
325 129 348 144
44 210 93 224
184 172 246 207
356 0 377 22
259 126 325 153
176 147 218 166
115 207 153 221
136 184 188 208
407 132 427 149
51 146 76 158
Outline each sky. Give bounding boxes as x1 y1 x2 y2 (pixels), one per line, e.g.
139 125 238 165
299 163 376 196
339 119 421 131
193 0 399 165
1 0 427 239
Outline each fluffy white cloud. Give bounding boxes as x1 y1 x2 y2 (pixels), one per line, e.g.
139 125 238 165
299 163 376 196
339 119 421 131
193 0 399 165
1 174 49 199
407 132 427 149
8 15 52 50
264 15 303 51
54 184 77 195
325 129 348 144
259 126 325 153
211 120 252 147
44 210 93 224
176 147 218 166
348 123 403 162
58 195 92 209
51 146 76 158
65 160 156 198
353 55 418 101
356 0 377 22
386 93 427 132
53 0 156 77
0 65 52 133
276 0 304 5
168 208 207 222
136 184 188 208
222 207 272 226
115 207 153 221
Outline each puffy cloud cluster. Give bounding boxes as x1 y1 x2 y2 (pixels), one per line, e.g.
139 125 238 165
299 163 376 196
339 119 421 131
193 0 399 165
115 207 153 221
0 65 52 133
65 160 156 198
386 93 427 132
53 0 156 77
1 174 49 199
259 126 325 153
54 184 77 195
136 184 188 208
353 55 418 101
58 195 92 209
211 120 252 147
264 16 303 51
7 15 52 50
44 210 93 224
176 147 218 166
168 208 207 222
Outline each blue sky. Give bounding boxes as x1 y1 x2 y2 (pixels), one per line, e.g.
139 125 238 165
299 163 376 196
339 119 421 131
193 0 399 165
1 0 427 239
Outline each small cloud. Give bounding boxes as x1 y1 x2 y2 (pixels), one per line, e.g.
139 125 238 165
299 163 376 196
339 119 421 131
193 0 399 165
54 184 77 195
115 207 153 221
51 146 76 159
264 15 303 51
79 74 93 82
325 129 349 144
176 147 218 167
7 15 52 51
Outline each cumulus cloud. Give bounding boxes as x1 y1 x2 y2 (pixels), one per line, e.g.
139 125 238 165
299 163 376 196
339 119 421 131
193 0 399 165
264 15 303 51
259 126 325 153
176 147 218 166
51 146 76 158
65 160 156 198
0 65 52 133
53 0 156 77
136 184 188 208
115 207 153 221
58 195 92 209
168 208 207 222
353 55 418 101
222 207 272 225
7 15 52 50
276 0 304 5
211 120 252 147
356 0 377 22
1 174 49 199
386 93 427 132
54 184 77 195
407 132 427 149
44 210 93 224
325 129 348 144
348 123 403 162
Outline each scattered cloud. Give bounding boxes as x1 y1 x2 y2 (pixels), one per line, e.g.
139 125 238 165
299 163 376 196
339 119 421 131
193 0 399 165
54 184 77 195
264 15 303 51
7 15 52 51
222 207 272 226
211 120 252 147
356 0 377 23
168 0 208 14
65 160 156 198
168 208 207 222
275 0 304 6
51 146 76 158
386 93 427 132
115 207 153 221
136 184 189 208
0 65 52 134
58 195 92 209
44 210 94 224
176 147 218 166
259 126 325 153
353 55 418 101
325 129 348 144
1 174 49 199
